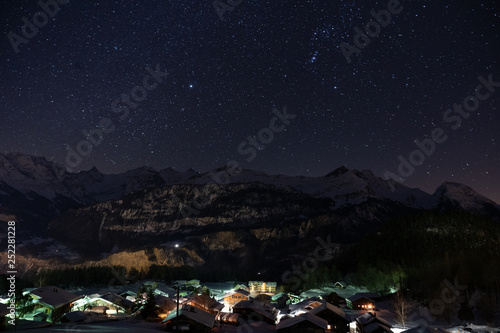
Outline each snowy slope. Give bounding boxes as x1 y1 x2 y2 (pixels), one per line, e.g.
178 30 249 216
1 153 499 232
187 166 436 210
433 182 500 217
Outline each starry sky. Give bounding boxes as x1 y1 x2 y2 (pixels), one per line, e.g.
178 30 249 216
1 0 499 202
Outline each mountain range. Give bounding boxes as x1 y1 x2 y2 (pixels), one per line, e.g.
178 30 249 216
1 152 499 277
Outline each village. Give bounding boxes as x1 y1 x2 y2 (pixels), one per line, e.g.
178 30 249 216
0 279 478 333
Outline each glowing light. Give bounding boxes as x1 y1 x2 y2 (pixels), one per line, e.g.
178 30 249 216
175 244 179 248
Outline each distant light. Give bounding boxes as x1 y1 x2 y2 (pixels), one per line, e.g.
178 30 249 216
175 244 179 248
189 84 193 88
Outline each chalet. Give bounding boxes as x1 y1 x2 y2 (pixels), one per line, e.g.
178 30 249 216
99 292 133 312
223 289 250 309
355 312 392 333
248 281 277 296
185 293 224 315
346 294 377 310
217 312 242 325
163 304 215 333
29 286 82 322
202 282 235 299
72 292 132 314
324 292 346 307
334 281 348 290
290 297 324 315
232 299 277 325
155 294 178 315
276 312 328 333
309 302 350 333
148 282 178 298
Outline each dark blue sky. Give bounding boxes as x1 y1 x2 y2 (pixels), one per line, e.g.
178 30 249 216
1 0 499 202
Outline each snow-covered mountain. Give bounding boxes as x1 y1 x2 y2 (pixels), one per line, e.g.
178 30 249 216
0 152 499 234
433 181 500 217
189 166 436 209
0 153 197 230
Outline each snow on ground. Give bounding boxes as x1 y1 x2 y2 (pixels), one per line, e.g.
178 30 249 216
300 283 371 300
28 319 165 332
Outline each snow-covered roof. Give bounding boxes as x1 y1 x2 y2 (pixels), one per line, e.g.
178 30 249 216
309 302 348 321
99 292 133 308
202 282 235 291
276 312 328 330
233 300 276 321
30 286 82 309
356 312 391 328
364 321 392 333
224 288 250 298
162 305 215 328
348 292 380 302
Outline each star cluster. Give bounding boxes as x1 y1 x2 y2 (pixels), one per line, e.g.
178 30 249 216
0 0 499 201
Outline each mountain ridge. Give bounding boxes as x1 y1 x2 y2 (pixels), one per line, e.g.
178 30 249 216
0 152 498 235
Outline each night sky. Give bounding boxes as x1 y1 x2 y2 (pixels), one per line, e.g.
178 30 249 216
1 1 499 202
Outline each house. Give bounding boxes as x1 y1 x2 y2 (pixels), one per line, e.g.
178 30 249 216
355 312 392 333
324 292 346 307
185 293 224 315
202 281 236 299
334 281 348 290
346 294 376 310
217 312 242 325
72 292 132 314
99 292 134 312
248 281 277 296
223 289 250 309
309 302 350 333
232 299 277 325
276 312 328 333
163 304 215 333
29 286 82 322
290 297 324 315
145 282 177 298
155 294 178 315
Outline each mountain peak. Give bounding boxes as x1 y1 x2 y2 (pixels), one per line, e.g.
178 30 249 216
433 181 500 216
325 165 350 178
